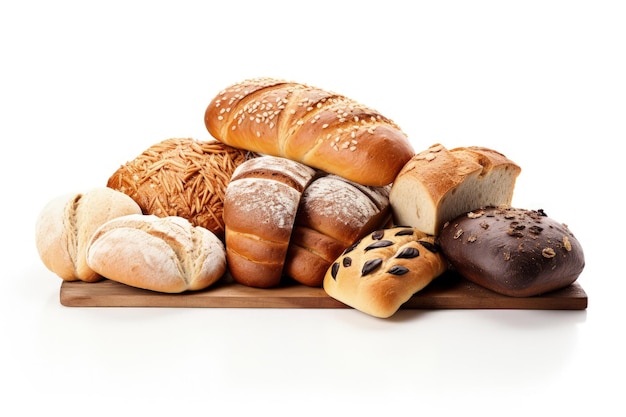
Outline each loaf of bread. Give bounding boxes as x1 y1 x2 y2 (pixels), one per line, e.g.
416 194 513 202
323 226 447 318
35 187 143 282
437 206 585 297
107 137 253 240
223 155 317 288
86 214 226 293
204 77 415 186
284 175 392 287
389 144 521 235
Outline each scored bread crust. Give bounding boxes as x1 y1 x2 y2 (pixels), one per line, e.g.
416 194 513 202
35 188 143 282
284 175 392 287
389 144 522 236
204 77 415 186
86 214 226 293
323 226 447 318
223 155 317 288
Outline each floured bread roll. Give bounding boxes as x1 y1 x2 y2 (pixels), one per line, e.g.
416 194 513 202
107 137 252 239
223 155 317 288
86 214 226 293
285 175 392 287
35 187 143 282
323 226 447 318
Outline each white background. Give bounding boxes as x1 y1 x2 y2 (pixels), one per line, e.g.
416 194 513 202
1 1 624 415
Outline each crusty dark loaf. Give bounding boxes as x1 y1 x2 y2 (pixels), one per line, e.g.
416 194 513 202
223 155 316 288
284 175 392 287
204 77 415 186
437 206 585 297
107 137 252 239
323 226 447 318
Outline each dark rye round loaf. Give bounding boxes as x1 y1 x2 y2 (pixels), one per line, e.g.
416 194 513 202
437 206 585 297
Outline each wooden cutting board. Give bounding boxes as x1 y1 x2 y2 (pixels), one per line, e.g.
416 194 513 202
60 272 588 310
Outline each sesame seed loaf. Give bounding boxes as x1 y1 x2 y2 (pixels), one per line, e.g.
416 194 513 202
284 175 393 287
106 138 252 240
86 214 226 293
437 206 585 297
389 144 521 235
35 187 143 282
204 77 415 187
323 226 447 318
223 155 316 288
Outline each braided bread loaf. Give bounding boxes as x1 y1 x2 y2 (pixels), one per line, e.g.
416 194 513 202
204 78 415 186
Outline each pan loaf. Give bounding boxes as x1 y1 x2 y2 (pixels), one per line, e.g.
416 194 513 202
390 144 521 235
284 175 392 287
86 214 226 293
204 77 415 186
223 155 316 288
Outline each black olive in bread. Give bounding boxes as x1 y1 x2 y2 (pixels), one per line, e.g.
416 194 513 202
323 226 447 318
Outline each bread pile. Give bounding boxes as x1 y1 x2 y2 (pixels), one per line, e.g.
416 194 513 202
35 77 585 318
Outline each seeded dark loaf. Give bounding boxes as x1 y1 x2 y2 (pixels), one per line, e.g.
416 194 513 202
438 206 585 297
284 175 392 287
107 138 252 240
204 77 415 186
390 144 521 235
223 155 316 288
323 226 447 318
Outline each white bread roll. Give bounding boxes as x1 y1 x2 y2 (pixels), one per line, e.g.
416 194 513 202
86 214 226 293
35 187 143 282
223 155 316 288
389 144 521 235
284 175 392 287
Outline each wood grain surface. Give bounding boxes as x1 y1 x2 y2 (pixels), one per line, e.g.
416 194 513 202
60 272 588 310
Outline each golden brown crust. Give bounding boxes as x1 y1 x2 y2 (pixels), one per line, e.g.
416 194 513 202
204 77 415 186
284 227 344 287
323 226 447 318
106 138 252 240
284 175 392 287
223 156 317 288
390 144 522 235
